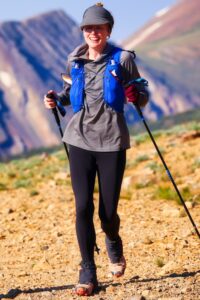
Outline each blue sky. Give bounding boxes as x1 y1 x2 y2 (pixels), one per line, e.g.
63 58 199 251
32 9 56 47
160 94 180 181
1 0 178 42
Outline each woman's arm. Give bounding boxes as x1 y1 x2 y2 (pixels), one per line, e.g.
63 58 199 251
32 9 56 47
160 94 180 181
120 51 149 107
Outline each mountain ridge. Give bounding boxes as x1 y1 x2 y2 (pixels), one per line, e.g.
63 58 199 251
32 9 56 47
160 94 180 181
123 0 200 48
0 10 83 160
122 0 200 122
1 1 200 159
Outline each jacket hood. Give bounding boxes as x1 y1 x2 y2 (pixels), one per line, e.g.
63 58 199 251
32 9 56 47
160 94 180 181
68 44 89 62
68 42 115 63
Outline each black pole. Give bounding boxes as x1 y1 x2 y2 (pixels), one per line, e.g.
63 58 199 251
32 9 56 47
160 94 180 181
52 107 69 160
135 104 200 239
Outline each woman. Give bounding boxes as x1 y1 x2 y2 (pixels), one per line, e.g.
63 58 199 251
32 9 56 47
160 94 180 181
44 3 148 296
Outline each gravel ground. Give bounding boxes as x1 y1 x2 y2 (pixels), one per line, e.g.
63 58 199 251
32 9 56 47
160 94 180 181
0 186 199 300
0 131 199 300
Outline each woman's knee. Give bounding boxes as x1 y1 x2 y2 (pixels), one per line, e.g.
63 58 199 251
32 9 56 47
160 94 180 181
76 201 94 220
100 214 120 237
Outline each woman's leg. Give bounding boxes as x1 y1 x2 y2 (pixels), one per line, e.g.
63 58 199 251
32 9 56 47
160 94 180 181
96 150 126 263
69 145 97 265
69 146 98 295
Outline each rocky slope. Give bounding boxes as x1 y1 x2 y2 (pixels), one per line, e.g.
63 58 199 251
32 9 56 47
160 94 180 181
1 0 200 160
0 122 199 299
122 0 200 122
0 11 83 160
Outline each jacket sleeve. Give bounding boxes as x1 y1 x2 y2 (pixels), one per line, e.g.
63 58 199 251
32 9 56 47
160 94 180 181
120 51 149 107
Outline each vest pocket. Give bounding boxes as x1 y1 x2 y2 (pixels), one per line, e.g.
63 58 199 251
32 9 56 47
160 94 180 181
104 64 125 112
70 67 85 112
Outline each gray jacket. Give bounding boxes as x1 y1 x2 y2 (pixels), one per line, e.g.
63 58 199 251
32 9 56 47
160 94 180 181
58 43 148 152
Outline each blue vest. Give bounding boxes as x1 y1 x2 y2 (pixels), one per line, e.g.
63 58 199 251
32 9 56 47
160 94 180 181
69 47 126 113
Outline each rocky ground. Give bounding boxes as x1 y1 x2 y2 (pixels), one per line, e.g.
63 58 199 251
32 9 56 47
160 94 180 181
0 124 200 300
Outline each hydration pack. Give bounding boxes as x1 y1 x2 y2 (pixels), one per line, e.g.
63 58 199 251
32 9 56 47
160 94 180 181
69 47 127 113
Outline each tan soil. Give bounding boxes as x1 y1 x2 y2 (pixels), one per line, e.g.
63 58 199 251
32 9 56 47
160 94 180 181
0 131 199 300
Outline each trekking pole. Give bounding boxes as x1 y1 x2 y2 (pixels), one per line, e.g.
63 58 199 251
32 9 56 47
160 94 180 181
52 107 69 159
46 91 100 253
46 92 69 159
135 103 200 239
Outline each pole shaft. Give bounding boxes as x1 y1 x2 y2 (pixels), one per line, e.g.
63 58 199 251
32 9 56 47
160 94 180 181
136 105 200 239
52 108 69 159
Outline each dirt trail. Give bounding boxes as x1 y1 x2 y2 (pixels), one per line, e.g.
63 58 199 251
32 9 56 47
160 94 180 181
0 130 200 300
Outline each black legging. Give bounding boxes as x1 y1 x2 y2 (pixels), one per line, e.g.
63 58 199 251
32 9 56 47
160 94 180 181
68 145 126 263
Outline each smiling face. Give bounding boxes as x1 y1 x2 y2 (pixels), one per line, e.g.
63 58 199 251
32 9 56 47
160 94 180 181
83 24 111 53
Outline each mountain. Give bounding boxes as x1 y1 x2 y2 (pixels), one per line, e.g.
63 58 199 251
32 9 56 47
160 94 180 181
0 10 83 160
122 0 200 122
1 1 200 160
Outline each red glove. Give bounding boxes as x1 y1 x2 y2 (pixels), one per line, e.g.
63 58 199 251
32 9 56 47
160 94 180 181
124 84 139 104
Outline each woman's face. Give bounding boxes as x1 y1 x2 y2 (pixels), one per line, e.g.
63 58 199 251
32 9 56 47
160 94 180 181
83 24 110 52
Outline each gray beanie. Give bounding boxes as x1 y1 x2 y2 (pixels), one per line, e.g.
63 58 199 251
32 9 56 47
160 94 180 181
80 3 114 30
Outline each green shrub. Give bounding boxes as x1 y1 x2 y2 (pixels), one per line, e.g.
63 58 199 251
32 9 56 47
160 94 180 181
187 122 200 131
56 179 67 186
30 190 40 197
146 161 161 172
194 157 200 168
156 186 177 201
134 133 149 145
155 257 165 268
40 165 60 179
0 163 6 172
7 172 17 178
120 189 132 200
20 157 43 171
0 183 8 191
135 182 153 189
155 185 192 205
126 160 137 169
135 154 150 163
53 151 68 162
13 179 32 189
165 125 187 136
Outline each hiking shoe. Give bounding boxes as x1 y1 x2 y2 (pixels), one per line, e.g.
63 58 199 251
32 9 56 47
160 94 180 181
105 236 126 277
73 282 95 296
109 255 126 277
73 261 98 296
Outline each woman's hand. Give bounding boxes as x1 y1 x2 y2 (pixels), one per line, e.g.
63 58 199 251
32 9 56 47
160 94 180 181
124 84 139 104
44 90 57 109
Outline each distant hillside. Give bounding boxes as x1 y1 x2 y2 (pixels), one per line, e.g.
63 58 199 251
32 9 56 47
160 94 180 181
0 10 83 160
128 108 200 138
122 0 200 122
1 1 200 160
